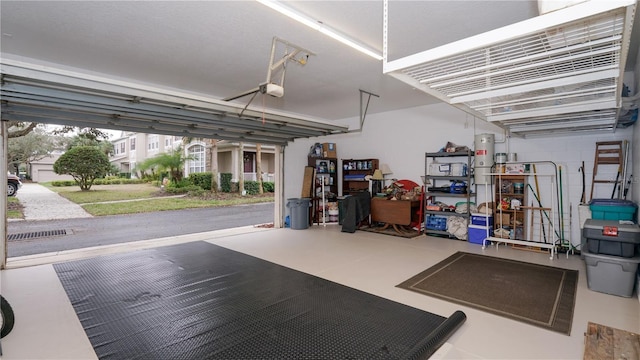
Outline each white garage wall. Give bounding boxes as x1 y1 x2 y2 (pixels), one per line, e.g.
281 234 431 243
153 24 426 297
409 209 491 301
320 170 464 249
284 102 635 249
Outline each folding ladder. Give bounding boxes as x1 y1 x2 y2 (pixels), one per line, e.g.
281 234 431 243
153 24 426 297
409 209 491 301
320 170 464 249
589 141 625 200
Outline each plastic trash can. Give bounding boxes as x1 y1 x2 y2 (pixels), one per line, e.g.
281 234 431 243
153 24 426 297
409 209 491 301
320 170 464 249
287 198 310 230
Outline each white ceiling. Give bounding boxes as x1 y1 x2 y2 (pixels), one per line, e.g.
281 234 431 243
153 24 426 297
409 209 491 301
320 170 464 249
1 1 638 127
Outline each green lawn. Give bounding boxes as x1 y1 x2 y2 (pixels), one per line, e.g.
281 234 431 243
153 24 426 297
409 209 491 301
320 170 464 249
47 183 161 204
82 196 273 216
44 182 274 216
8 197 22 219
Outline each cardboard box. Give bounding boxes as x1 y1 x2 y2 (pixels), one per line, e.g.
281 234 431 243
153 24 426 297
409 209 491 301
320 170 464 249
477 202 495 215
322 143 337 158
496 213 511 228
505 164 525 174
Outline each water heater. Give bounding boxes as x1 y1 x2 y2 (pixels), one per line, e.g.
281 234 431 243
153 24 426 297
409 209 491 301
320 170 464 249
474 133 495 184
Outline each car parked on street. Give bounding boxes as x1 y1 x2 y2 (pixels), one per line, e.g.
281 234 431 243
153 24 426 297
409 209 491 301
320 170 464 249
7 174 22 196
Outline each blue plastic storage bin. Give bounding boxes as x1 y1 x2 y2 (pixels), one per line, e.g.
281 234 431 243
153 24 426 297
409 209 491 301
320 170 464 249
589 199 637 222
471 213 494 227
426 216 447 231
468 225 492 245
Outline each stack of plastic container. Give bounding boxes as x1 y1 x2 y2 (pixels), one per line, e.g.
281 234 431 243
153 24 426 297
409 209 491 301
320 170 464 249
468 213 493 245
582 199 640 297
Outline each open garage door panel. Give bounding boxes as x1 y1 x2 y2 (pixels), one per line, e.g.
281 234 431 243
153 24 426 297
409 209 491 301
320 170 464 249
1 60 348 146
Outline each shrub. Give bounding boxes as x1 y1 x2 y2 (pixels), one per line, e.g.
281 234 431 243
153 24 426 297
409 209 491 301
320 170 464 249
188 172 212 190
262 182 275 193
163 185 202 194
51 180 76 187
220 173 232 192
244 181 260 195
240 181 275 195
54 178 146 186
186 188 207 197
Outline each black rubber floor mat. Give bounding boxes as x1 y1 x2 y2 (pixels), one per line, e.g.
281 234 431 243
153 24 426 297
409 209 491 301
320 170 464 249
54 241 465 359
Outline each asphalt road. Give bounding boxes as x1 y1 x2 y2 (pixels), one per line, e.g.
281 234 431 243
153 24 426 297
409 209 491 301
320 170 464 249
7 203 274 257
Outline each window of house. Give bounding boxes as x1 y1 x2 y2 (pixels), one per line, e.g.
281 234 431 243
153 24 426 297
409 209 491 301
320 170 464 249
148 135 159 151
188 144 205 174
165 137 172 147
114 141 125 155
130 138 136 151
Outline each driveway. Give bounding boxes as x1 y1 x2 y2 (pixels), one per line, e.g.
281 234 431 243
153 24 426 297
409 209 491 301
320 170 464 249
14 183 92 220
8 183 275 257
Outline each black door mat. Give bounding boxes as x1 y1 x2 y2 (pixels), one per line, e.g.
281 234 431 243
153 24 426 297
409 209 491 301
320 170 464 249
54 241 465 359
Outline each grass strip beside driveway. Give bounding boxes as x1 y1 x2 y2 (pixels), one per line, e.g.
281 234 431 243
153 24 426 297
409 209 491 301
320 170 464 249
82 196 273 216
45 183 274 216
8 197 22 219
49 183 160 203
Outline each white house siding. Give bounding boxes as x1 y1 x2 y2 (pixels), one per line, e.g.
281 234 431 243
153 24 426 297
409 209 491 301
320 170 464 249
32 168 74 183
109 135 276 183
29 154 74 182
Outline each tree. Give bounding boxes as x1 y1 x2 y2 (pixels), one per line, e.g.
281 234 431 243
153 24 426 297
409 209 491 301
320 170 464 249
207 139 219 193
256 143 264 194
53 146 112 191
7 121 38 139
136 147 192 184
52 125 110 141
134 157 159 180
7 121 109 140
7 127 69 175
238 142 245 194
67 133 114 156
153 148 189 184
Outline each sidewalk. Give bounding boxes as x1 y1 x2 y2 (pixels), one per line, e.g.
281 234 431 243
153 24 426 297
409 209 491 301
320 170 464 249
14 183 92 221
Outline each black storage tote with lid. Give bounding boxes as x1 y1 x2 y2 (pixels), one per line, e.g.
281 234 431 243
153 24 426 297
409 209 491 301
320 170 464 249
582 219 640 258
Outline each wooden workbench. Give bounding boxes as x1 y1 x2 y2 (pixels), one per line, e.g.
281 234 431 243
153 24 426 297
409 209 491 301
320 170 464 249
370 198 421 235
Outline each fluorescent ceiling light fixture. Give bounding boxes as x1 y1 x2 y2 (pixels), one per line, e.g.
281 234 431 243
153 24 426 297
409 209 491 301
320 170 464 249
256 0 383 61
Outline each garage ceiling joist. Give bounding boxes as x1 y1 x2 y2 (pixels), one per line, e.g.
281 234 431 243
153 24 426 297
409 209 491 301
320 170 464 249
1 60 349 145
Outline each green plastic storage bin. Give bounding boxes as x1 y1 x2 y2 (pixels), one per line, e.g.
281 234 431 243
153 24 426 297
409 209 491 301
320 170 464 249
589 199 637 222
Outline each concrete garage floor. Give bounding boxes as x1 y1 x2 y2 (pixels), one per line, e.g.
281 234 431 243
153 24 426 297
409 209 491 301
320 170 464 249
1 225 638 359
